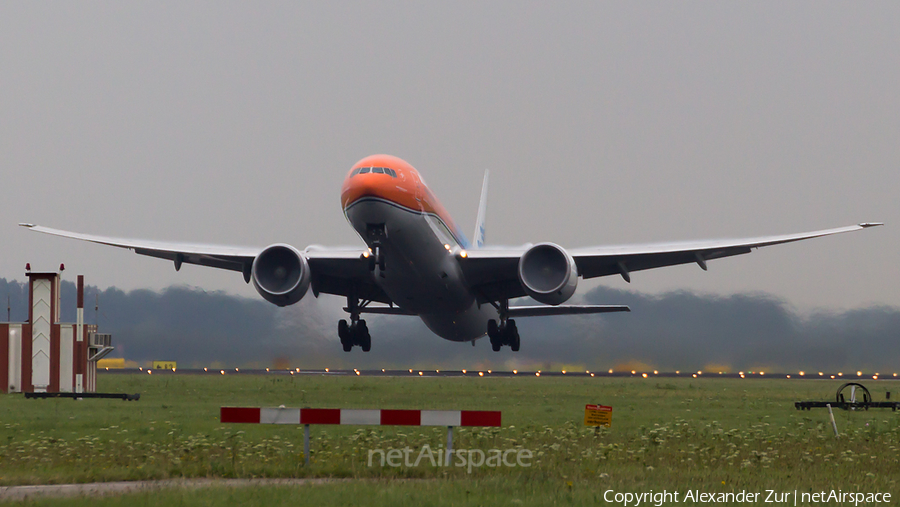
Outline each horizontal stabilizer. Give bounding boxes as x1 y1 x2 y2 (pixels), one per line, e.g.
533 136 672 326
345 306 416 316
507 305 630 317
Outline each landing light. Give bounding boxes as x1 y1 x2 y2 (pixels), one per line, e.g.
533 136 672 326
512 370 518 374
478 372 484 377
535 372 540 377
459 250 468 258
642 373 648 378
462 369 467 374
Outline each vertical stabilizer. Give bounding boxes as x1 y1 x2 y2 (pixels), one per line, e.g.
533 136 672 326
473 170 489 248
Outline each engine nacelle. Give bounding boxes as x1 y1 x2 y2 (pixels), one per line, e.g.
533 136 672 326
517 242 578 305
251 244 310 307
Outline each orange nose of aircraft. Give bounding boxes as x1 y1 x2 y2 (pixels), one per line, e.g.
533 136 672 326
341 154 420 211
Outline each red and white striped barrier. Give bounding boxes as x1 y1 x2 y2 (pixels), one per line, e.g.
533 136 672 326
220 407 501 427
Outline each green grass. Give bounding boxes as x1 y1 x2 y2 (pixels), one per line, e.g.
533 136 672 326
1 374 899 504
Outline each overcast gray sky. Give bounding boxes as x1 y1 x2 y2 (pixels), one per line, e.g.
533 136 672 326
2 2 897 312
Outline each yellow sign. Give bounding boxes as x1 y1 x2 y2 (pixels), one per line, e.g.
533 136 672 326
97 358 125 369
152 361 177 370
584 404 612 427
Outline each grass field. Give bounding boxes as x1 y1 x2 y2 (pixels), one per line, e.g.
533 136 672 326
1 373 898 505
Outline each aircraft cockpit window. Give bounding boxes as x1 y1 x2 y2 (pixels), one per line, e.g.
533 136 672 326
351 166 397 177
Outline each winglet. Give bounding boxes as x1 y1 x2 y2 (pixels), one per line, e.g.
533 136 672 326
473 170 489 248
19 223 35 228
859 222 884 228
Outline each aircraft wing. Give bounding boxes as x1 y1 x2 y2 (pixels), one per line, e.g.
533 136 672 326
19 223 390 303
459 223 882 303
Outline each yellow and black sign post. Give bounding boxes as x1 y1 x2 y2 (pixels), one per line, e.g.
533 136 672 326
584 404 612 428
152 361 177 370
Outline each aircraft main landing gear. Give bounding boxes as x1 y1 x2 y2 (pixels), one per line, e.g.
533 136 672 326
488 318 519 352
487 299 520 351
340 290 372 352
339 319 371 352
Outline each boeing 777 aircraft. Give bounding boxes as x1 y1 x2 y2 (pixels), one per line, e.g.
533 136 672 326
21 154 881 352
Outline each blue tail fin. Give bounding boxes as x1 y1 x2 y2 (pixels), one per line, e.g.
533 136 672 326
473 170 489 248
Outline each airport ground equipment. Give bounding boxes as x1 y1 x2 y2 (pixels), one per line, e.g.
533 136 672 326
1 267 112 394
221 407 501 465
795 382 898 411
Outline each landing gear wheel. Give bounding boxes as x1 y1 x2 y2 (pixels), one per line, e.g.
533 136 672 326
339 320 352 352
488 319 501 351
510 328 520 352
358 320 371 352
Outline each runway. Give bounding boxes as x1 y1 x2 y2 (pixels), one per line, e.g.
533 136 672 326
100 368 898 381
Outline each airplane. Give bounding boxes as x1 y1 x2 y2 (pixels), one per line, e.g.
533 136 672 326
21 154 882 352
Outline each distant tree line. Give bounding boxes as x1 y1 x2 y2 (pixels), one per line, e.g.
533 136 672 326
2 278 897 372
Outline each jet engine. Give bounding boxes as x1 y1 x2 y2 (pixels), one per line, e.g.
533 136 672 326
251 244 310 306
517 243 578 305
